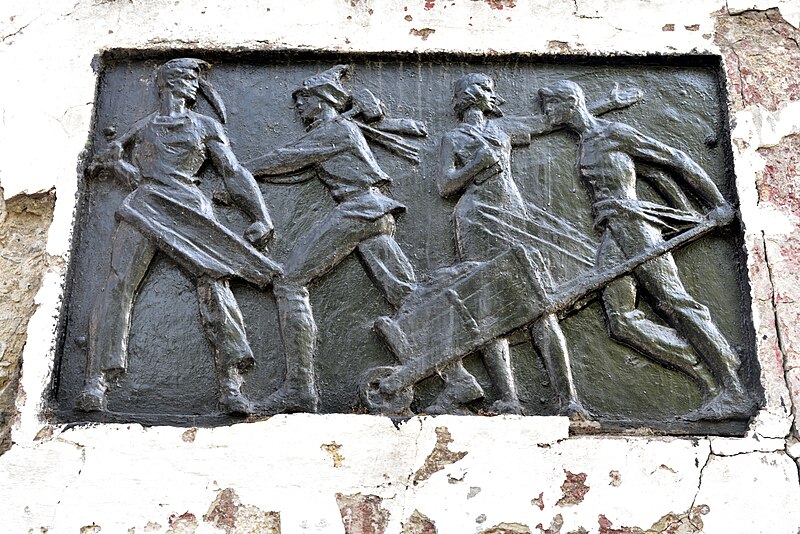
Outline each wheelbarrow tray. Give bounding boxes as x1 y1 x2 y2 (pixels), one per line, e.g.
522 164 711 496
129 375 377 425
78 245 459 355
374 245 552 387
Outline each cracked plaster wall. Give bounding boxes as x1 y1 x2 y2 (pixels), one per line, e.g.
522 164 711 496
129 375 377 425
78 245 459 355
2 1 800 532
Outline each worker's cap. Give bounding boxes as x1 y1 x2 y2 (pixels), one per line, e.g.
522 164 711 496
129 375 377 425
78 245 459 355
156 58 209 87
293 65 351 111
155 58 228 123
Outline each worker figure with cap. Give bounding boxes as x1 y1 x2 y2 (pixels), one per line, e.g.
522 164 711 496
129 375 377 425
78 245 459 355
249 65 418 414
76 58 282 415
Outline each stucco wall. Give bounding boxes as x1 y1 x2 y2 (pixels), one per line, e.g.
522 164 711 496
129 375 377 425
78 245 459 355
1 1 799 532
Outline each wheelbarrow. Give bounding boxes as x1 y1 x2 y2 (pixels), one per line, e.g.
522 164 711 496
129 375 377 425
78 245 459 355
359 218 722 415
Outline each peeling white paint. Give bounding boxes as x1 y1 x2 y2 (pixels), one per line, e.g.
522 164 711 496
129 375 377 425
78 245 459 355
731 103 800 238
695 452 800 533
731 103 800 243
733 102 800 150
2 1 800 533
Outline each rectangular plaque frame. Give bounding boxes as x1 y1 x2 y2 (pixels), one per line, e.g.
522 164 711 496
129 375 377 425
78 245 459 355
52 50 762 435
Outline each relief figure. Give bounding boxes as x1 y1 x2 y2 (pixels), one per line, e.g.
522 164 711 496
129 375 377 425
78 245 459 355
538 80 753 421
75 58 281 415
430 73 644 416
248 65 426 414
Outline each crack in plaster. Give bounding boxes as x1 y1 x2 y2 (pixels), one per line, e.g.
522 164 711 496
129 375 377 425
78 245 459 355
571 0 602 20
761 229 796 432
396 417 425 526
688 440 711 529
784 441 800 480
0 21 34 43
3 1 82 44
726 43 748 107
723 2 773 19
770 24 800 48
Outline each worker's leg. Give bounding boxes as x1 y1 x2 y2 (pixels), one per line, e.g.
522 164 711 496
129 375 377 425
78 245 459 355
601 275 719 397
77 221 156 412
608 220 751 418
482 337 524 415
196 276 257 415
597 228 719 396
357 218 417 308
531 314 588 416
633 254 753 419
260 209 389 414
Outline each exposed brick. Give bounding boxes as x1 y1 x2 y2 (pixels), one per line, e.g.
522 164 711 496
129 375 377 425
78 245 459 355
715 8 800 112
336 493 390 534
556 471 589 507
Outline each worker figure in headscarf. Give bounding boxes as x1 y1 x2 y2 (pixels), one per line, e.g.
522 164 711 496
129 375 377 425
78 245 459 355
76 58 282 415
248 65 421 414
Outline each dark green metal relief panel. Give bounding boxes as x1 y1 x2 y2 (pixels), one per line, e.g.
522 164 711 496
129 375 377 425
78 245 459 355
53 51 761 434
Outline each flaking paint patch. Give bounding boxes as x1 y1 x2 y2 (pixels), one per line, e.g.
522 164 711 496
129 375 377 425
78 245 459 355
321 442 344 467
203 488 280 533
715 8 800 113
413 426 467 484
556 471 589 506
485 0 516 9
181 428 197 443
409 27 435 40
167 512 198 534
757 136 800 217
480 522 531 534
336 493 390 534
532 492 545 510
401 509 437 533
535 514 563 534
547 40 572 52
597 505 707 534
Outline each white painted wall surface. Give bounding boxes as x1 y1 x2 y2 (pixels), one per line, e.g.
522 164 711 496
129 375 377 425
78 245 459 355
2 1 799 532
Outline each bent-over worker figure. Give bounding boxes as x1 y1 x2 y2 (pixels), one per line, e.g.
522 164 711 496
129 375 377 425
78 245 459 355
248 65 420 414
76 58 281 415
538 80 752 420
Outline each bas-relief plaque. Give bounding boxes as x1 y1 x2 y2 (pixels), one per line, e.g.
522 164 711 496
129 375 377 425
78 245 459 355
53 52 762 434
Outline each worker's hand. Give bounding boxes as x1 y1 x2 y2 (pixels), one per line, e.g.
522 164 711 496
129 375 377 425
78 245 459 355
474 162 503 184
707 203 735 226
592 198 640 230
476 146 501 168
244 220 274 250
609 83 643 108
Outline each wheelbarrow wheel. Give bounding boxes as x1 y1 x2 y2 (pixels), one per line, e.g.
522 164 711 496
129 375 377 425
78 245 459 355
358 366 414 416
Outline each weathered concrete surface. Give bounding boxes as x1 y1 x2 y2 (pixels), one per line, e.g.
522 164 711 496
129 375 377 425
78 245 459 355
2 417 797 532
716 6 800 438
2 1 800 532
0 190 55 455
